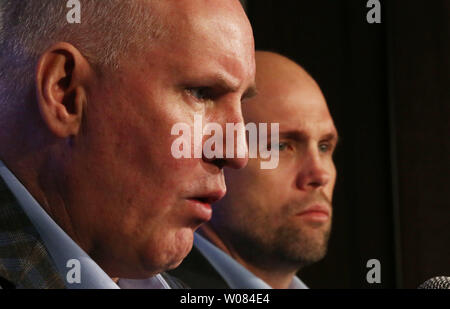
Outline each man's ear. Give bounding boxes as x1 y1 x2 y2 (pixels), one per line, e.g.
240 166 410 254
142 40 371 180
36 42 91 138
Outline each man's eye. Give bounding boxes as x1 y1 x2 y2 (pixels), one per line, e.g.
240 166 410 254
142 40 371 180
271 142 290 151
187 87 211 101
279 142 289 151
319 143 331 153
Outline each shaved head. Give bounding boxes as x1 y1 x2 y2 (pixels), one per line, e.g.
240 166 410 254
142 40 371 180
245 51 330 125
255 51 317 86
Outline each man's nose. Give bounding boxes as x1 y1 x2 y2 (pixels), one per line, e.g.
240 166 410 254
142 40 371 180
202 103 249 170
296 148 331 191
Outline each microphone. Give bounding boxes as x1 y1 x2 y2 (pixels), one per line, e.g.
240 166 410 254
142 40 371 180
417 276 450 289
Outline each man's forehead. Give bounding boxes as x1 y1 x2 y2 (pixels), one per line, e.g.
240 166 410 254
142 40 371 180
249 109 336 136
172 0 247 24
153 0 255 85
161 46 253 84
243 84 336 139
157 0 249 36
155 36 254 94
244 86 329 120
278 120 338 141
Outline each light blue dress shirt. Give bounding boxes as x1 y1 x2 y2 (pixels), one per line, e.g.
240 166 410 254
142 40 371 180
194 233 309 289
0 160 169 289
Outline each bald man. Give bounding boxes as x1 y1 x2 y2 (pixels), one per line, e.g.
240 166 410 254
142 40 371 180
169 51 339 289
0 1 254 289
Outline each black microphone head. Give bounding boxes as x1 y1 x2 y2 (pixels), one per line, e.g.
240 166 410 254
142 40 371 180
418 276 450 289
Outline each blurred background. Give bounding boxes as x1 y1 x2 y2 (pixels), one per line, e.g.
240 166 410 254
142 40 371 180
241 0 450 288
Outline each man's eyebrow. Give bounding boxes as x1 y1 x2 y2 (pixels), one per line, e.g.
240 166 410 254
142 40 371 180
279 130 340 144
200 73 257 100
215 73 239 90
321 132 340 145
279 130 308 141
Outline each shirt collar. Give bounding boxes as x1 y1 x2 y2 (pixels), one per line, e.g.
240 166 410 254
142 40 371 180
194 232 308 289
0 160 169 289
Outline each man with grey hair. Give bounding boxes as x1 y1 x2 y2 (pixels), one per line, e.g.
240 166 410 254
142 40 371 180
0 0 256 289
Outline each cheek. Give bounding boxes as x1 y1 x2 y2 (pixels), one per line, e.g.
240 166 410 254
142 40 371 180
326 163 337 200
119 106 201 184
254 165 295 197
225 161 291 207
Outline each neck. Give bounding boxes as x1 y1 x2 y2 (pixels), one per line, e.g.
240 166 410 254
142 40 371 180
1 151 87 252
198 223 298 289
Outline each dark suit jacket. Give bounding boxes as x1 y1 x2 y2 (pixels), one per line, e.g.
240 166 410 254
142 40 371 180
169 245 230 289
0 176 187 289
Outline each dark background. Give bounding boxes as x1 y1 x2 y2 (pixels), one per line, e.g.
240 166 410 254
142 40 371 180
242 0 450 288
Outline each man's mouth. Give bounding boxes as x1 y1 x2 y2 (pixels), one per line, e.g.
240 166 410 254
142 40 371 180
190 188 227 204
186 190 226 222
296 204 331 222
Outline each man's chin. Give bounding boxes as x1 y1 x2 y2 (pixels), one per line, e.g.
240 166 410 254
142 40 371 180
164 257 184 272
132 257 181 279
271 226 331 267
140 229 194 274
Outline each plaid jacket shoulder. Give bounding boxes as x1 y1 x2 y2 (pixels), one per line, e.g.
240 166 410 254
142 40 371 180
0 177 65 289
